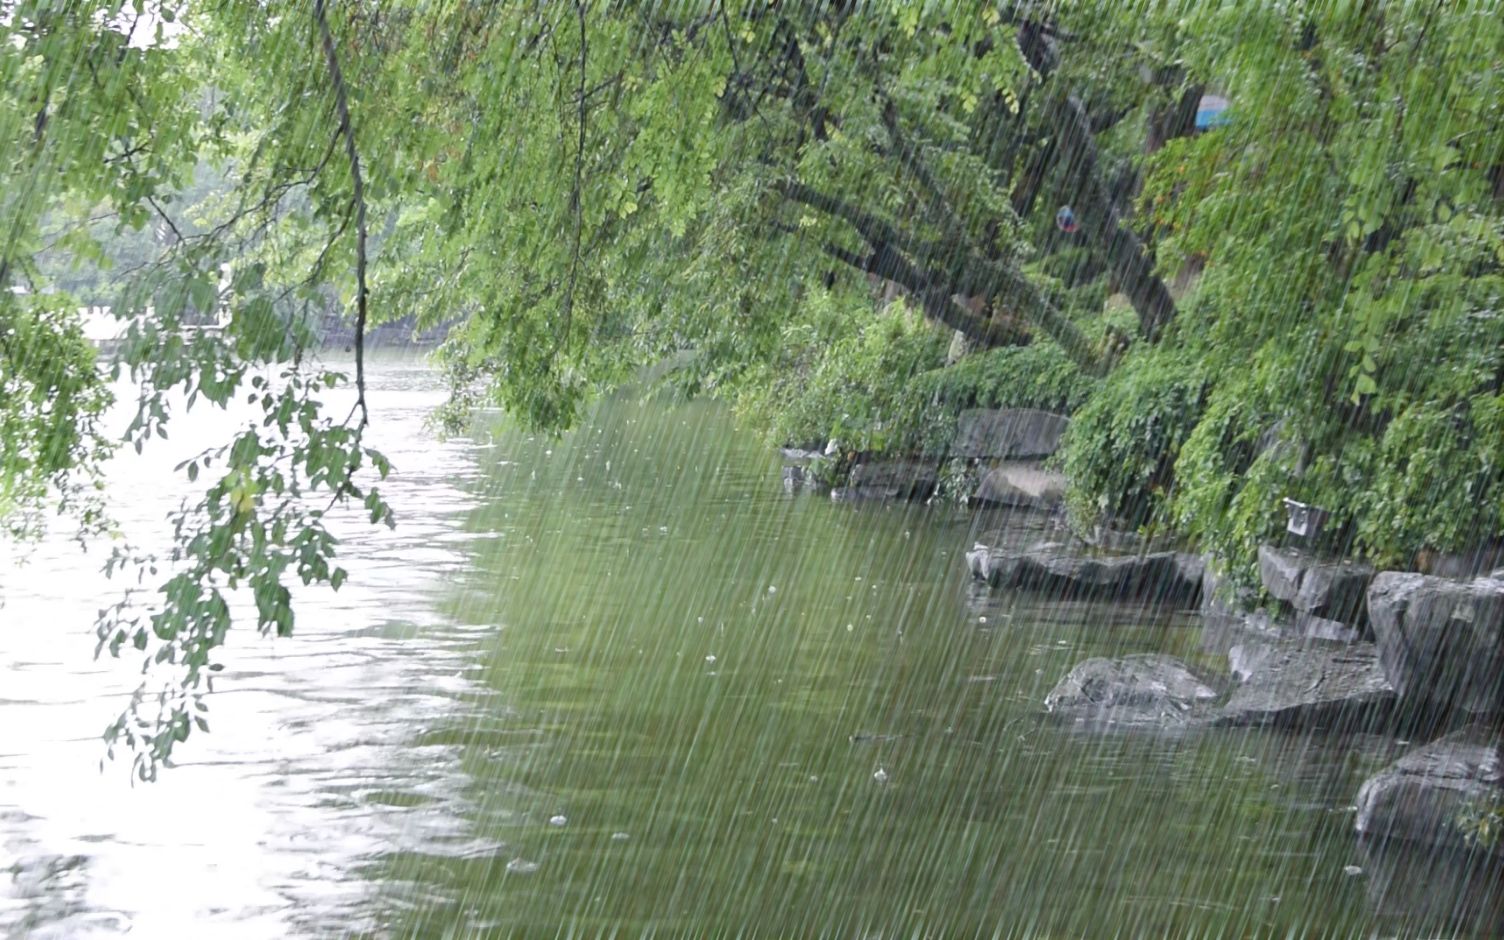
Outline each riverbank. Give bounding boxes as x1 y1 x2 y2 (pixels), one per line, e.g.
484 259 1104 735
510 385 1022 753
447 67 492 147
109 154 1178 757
781 405 1504 929
960 513 1504 915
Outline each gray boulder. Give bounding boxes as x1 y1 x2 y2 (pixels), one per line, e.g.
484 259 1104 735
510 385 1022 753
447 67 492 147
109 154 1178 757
972 461 1066 510
1215 640 1394 728
951 408 1068 460
965 544 988 580
1257 545 1373 625
1355 726 1504 850
1045 654 1218 725
837 460 938 500
970 542 1202 604
1367 572 1504 715
779 447 824 466
1354 835 1504 933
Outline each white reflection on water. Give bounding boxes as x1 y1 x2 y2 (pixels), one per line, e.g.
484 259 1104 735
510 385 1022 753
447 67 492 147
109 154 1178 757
1 357 491 938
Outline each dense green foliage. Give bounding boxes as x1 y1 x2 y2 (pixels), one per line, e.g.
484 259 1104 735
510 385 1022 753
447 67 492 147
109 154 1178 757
1063 4 1504 572
3 2 1503 770
736 290 1092 458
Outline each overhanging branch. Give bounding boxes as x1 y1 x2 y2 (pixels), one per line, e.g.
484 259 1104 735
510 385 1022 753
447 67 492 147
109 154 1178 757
314 0 369 428
775 180 1102 371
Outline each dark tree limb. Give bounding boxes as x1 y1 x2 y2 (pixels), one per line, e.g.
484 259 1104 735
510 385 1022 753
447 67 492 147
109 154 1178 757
879 97 973 251
1146 83 1204 154
776 180 1103 372
1009 130 1055 219
1015 25 1181 342
1041 89 1177 340
559 0 587 354
314 0 369 427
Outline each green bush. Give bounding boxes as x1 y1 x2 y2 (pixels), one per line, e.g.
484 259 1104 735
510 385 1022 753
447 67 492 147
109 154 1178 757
733 291 949 454
1058 341 1206 534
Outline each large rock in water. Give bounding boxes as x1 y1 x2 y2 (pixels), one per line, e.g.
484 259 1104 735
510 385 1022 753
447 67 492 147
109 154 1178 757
972 462 1066 510
1367 572 1504 715
836 460 938 500
1215 640 1394 729
1257 545 1373 626
951 408 1068 460
968 542 1202 605
1355 726 1504 851
1045 654 1218 726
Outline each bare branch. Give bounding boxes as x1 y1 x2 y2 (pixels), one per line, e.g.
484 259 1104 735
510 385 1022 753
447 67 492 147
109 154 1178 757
314 0 369 429
559 0 587 355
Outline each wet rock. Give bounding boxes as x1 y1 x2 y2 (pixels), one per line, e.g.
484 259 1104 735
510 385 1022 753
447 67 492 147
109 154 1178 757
969 542 1202 604
975 545 1032 588
838 460 937 500
782 465 809 492
779 446 824 466
1080 525 1173 554
1173 553 1207 591
1367 572 1504 715
965 544 988 579
781 448 830 493
1044 654 1218 725
1257 545 1373 625
951 408 1069 460
1355 726 1504 851
1227 641 1274 683
1215 640 1394 729
972 462 1066 510
1289 611 1361 643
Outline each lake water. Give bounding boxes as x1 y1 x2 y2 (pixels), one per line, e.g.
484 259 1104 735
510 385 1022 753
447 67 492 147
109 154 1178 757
2 357 1498 937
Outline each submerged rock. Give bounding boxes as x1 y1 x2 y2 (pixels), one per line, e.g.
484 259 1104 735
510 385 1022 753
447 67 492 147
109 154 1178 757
1215 640 1394 729
1044 654 1218 726
1355 726 1504 851
1367 572 1504 716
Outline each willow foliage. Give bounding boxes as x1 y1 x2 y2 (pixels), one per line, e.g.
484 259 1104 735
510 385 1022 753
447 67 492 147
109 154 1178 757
3 2 1503 771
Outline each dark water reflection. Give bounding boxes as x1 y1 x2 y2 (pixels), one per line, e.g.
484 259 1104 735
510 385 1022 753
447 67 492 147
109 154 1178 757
3 363 1499 937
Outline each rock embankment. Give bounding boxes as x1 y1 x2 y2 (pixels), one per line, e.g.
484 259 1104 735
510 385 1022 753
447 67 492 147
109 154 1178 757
1041 642 1395 731
1214 640 1394 729
1024 541 1504 855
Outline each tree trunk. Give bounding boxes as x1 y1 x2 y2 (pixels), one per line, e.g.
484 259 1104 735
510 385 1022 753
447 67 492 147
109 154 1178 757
1013 25 1182 342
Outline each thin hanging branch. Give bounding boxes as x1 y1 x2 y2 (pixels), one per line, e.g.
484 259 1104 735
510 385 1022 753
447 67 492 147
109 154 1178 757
314 0 369 428
559 0 588 355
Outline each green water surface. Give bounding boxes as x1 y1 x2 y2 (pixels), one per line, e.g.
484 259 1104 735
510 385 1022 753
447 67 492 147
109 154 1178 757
375 392 1490 938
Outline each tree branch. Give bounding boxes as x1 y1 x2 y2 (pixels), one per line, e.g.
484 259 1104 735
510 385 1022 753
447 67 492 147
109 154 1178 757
1014 24 1180 341
314 0 369 428
775 180 1101 370
559 0 587 355
1041 89 1177 340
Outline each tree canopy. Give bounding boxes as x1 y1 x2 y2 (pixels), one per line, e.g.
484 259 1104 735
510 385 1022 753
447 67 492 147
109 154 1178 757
3 1 1503 774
